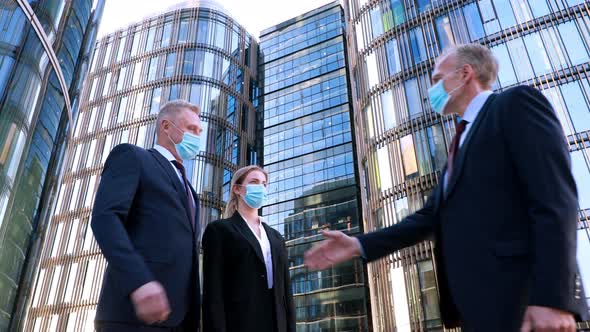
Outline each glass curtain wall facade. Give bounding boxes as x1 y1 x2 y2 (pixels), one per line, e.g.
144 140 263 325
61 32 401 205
259 2 370 331
343 0 590 330
22 2 259 330
0 0 103 330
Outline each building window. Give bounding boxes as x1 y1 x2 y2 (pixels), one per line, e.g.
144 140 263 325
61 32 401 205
145 26 156 52
391 0 406 25
150 87 161 114
405 78 422 119
577 228 590 307
528 0 550 17
161 21 173 47
376 145 393 191
491 43 517 87
492 0 517 30
400 135 418 179
506 38 534 82
418 260 442 327
561 81 590 134
435 16 454 50
381 89 396 130
366 52 379 88
178 18 190 43
571 150 590 210
370 7 384 39
478 0 501 35
557 21 590 66
164 52 176 78
463 3 485 41
523 32 552 77
409 27 427 65
385 38 401 75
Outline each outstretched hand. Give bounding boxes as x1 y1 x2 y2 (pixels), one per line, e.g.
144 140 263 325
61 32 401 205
304 230 362 270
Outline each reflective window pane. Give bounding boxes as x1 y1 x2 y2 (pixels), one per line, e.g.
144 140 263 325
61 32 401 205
376 146 393 191
557 21 589 66
405 78 422 119
523 33 552 76
571 150 590 210
463 3 485 41
366 52 379 88
506 38 534 81
409 27 427 64
493 0 517 30
385 38 401 75
370 7 384 38
478 0 501 35
435 16 454 51
381 89 396 130
491 44 517 87
529 0 550 17
391 0 406 26
562 81 590 133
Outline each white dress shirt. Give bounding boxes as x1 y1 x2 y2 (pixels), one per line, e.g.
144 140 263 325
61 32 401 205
443 90 493 190
240 213 274 289
154 145 183 182
153 144 196 205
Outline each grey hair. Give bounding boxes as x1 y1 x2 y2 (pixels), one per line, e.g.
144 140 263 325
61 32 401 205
224 165 268 218
156 99 200 131
442 43 499 89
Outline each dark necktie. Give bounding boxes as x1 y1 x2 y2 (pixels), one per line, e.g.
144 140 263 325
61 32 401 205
446 120 468 183
172 160 195 229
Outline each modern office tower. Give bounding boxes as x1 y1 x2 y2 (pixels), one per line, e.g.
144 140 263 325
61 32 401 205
0 0 104 330
259 2 371 331
343 0 590 330
21 1 259 330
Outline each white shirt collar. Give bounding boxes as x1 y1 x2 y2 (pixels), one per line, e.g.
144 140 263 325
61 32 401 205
153 144 176 163
461 90 493 123
239 212 265 228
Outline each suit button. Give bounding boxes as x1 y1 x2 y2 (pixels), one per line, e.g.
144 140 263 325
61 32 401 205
261 274 265 278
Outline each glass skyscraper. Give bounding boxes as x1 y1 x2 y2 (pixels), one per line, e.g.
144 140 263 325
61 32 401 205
343 0 590 330
0 0 104 330
259 2 370 331
21 1 259 330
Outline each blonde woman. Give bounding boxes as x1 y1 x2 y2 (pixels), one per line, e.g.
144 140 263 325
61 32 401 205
202 165 295 332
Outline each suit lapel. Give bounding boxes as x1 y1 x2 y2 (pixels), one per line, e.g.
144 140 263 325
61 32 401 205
230 212 265 264
149 148 193 230
189 186 200 236
444 94 497 200
263 222 282 287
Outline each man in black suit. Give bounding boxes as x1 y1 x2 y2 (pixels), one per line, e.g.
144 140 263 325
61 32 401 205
304 44 589 331
92 100 203 331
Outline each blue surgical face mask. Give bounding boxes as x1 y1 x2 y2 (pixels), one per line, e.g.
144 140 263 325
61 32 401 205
241 184 268 209
167 122 201 160
428 69 464 115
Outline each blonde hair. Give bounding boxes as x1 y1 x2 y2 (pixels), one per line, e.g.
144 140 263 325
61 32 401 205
442 43 499 89
224 165 269 218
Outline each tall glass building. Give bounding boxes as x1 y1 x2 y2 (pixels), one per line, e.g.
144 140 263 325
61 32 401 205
259 2 371 331
21 0 259 330
343 0 590 330
0 0 104 330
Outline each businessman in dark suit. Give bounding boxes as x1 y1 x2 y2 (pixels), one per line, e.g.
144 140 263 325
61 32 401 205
304 44 589 331
92 100 203 331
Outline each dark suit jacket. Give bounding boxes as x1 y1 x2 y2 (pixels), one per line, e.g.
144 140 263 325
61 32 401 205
358 85 589 330
91 144 201 328
202 212 296 332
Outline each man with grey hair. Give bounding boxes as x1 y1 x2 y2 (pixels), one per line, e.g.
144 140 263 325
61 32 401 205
305 43 588 331
92 100 203 331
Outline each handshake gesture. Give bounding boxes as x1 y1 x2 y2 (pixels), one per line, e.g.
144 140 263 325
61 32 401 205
304 230 577 332
304 230 361 270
